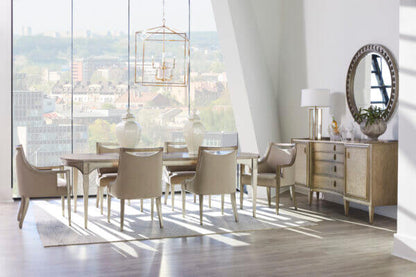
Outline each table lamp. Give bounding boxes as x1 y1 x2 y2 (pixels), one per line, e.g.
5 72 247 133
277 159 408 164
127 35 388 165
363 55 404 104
301 88 330 140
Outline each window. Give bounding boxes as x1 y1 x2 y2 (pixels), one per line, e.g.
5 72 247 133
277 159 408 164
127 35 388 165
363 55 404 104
12 0 236 195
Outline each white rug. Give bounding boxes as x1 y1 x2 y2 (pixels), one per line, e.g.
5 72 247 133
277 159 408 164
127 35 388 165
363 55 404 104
33 194 315 247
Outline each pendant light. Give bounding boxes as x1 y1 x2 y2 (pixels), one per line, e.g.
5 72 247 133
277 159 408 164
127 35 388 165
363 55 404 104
116 0 142 148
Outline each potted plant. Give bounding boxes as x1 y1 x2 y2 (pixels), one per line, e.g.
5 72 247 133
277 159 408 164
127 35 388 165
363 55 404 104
357 106 388 140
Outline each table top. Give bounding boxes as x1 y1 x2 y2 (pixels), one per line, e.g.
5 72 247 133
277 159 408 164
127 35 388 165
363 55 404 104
60 151 259 163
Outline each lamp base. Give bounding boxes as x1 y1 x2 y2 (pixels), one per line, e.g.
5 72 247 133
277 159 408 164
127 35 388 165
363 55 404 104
308 107 323 140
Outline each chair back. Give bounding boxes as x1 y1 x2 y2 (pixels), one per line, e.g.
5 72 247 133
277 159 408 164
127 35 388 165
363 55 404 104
15 145 58 197
111 147 163 199
192 146 238 195
96 142 119 176
259 143 296 173
164 141 196 172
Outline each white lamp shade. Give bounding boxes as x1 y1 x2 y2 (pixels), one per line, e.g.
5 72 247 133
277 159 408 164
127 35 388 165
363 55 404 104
301 88 330 107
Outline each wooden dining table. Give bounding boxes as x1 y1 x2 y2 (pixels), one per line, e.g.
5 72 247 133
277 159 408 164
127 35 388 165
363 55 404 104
61 151 259 228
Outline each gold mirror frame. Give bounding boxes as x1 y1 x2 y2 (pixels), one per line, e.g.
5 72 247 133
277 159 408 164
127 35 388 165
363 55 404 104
346 44 399 122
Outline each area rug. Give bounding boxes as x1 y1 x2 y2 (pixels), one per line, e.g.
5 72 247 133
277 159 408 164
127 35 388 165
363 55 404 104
33 194 316 247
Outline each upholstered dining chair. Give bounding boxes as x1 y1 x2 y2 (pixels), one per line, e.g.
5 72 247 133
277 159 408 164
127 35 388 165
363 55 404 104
96 142 119 214
240 143 297 215
107 147 164 231
164 141 196 210
181 146 238 225
15 145 71 228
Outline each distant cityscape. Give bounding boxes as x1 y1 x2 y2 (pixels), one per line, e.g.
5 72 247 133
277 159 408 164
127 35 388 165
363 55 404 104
13 29 236 168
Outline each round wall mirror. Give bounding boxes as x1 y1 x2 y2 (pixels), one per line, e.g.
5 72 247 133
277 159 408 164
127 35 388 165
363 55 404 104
346 44 398 122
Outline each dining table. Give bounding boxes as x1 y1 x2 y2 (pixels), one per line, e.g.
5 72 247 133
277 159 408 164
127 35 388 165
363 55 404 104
61 151 259 228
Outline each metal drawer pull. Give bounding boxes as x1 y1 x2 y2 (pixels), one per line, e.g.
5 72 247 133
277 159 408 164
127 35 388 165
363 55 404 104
334 166 337 173
333 154 336 160
347 152 350 159
333 145 336 151
333 180 337 187
304 147 306 154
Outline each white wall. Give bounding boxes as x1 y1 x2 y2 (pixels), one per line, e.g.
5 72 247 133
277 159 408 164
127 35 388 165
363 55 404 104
211 0 281 156
392 0 416 263
278 0 399 142
0 0 12 201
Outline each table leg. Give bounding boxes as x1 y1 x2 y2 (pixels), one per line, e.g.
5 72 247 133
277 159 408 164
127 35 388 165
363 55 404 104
83 173 89 229
252 159 258 218
73 169 78 213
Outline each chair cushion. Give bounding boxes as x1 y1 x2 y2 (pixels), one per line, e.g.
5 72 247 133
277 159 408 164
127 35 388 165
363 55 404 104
170 171 195 185
241 173 277 187
97 173 118 187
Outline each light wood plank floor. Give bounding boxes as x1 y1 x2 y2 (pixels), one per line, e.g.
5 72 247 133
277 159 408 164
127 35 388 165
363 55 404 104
2 192 416 276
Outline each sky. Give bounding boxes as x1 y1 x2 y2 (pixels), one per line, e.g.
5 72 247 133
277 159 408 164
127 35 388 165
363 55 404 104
13 0 217 35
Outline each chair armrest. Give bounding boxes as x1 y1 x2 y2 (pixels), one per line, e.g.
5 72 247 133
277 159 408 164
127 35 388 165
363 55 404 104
277 164 296 187
34 165 64 170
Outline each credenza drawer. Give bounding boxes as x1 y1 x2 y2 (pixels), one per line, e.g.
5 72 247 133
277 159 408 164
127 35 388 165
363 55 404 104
313 161 344 178
313 175 344 194
313 143 345 153
314 152 345 163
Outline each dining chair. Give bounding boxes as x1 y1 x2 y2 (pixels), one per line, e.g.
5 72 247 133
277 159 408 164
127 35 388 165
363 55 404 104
107 147 164 231
181 146 238 225
240 142 297 214
96 142 119 214
164 141 196 210
15 145 71 228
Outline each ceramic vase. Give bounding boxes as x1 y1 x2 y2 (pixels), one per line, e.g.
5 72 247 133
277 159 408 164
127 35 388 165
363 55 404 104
183 111 205 155
116 111 142 148
359 119 387 141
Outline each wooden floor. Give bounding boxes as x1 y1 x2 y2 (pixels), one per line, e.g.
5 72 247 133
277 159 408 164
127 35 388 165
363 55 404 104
2 192 416 277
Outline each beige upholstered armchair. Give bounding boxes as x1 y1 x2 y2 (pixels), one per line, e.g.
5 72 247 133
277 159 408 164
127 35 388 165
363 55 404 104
241 143 297 214
181 146 239 225
164 141 196 210
107 147 164 231
15 145 71 228
96 142 119 214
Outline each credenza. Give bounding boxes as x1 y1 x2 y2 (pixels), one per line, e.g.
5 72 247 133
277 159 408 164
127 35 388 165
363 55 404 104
291 138 398 223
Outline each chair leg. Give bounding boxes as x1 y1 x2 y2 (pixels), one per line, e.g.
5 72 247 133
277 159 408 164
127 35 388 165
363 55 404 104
290 185 297 210
151 198 154 221
61 196 65 217
99 187 104 215
140 199 143 212
128 200 131 206
181 184 186 218
96 187 99 208
19 197 30 229
193 194 196 203
240 184 244 209
67 189 72 226
172 184 175 211
209 195 211 208
199 195 204 225
221 194 224 215
164 183 169 205
267 187 271 208
120 199 125 231
230 193 238 222
107 194 111 223
17 197 25 222
275 184 280 215
156 197 163 228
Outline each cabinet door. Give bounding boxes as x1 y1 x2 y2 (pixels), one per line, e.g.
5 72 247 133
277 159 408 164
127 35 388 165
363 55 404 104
294 142 309 187
345 146 369 200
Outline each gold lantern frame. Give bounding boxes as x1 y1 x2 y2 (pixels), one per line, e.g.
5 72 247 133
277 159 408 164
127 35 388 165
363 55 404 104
135 24 190 87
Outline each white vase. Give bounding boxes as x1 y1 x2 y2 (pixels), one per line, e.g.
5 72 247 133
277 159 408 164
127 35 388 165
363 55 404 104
183 112 205 155
116 112 142 148
359 119 387 141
